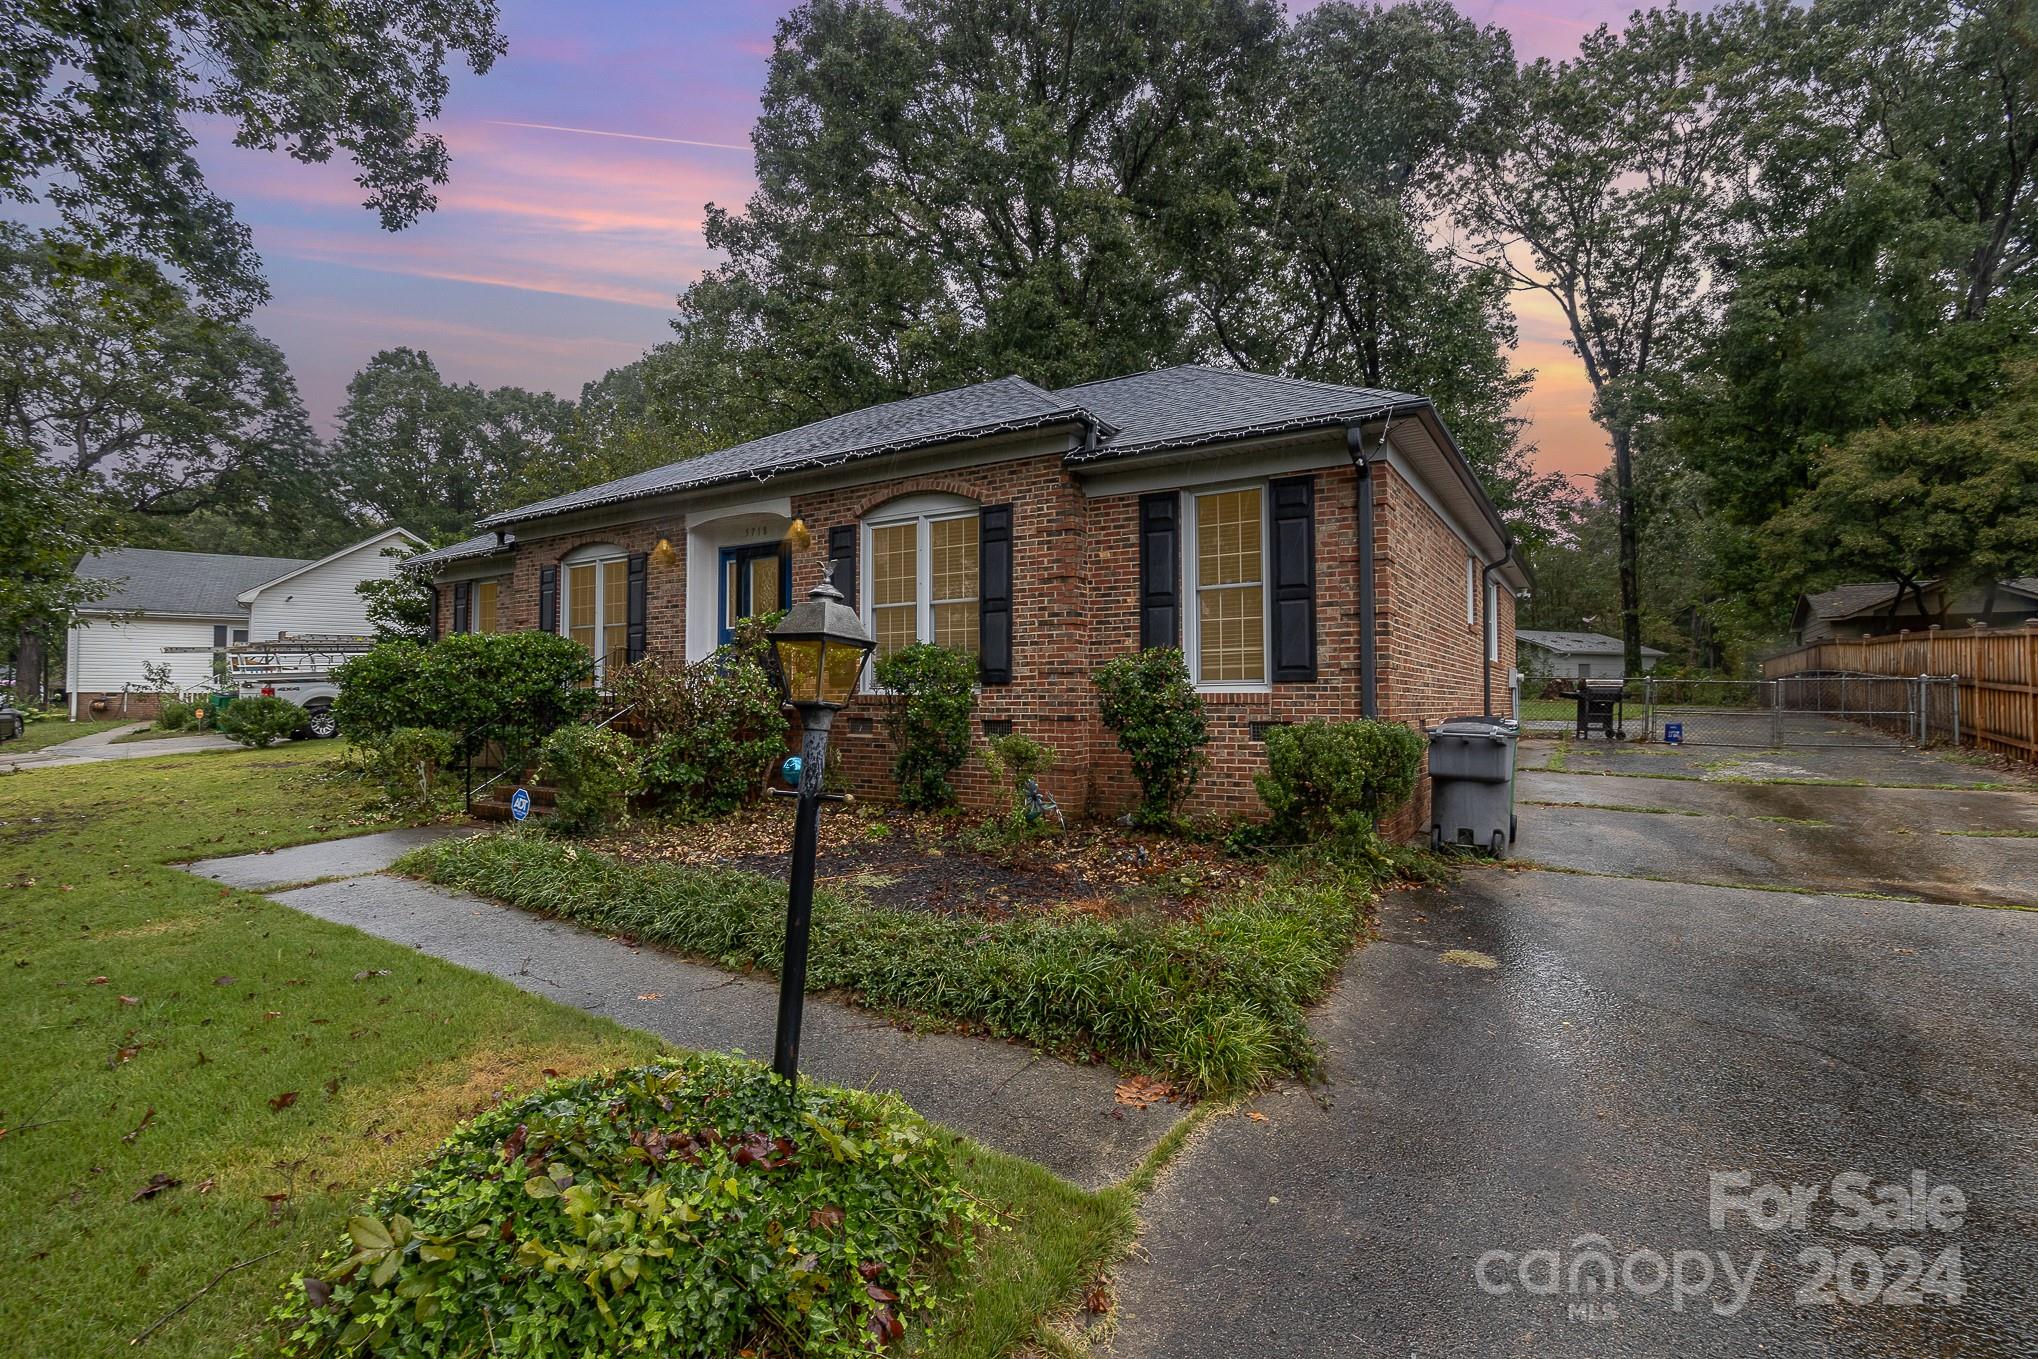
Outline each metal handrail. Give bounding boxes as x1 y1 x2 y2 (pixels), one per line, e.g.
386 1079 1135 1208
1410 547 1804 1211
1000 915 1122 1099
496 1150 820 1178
459 656 628 812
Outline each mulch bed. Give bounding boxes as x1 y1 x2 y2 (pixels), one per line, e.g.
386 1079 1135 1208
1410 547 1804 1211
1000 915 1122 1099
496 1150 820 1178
597 804 1265 920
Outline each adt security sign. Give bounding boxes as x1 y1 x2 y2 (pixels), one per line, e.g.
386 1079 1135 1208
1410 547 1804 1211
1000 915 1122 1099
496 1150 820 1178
1664 722 1684 745
510 787 532 821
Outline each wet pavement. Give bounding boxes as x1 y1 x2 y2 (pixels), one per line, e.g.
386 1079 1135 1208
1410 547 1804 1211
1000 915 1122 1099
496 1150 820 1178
1109 739 2038 1357
1522 735 2027 789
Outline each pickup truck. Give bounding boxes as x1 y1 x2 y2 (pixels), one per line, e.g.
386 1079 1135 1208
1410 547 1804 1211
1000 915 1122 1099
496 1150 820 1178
227 635 375 740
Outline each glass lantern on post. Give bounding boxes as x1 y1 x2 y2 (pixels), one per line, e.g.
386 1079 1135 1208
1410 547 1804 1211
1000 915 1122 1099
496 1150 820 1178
764 564 876 1085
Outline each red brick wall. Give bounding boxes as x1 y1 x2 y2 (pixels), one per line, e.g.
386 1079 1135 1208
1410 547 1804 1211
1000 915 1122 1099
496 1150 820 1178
451 451 1516 835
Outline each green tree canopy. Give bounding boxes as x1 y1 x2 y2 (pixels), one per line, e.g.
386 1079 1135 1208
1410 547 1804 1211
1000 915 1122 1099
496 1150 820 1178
331 348 575 543
0 0 506 311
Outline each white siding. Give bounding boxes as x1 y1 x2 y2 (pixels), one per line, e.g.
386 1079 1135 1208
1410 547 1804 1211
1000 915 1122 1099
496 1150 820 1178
245 539 405 640
68 616 231 695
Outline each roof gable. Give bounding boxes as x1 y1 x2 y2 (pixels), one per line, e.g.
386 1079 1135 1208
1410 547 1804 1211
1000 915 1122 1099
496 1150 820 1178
75 548 313 618
234 527 424 603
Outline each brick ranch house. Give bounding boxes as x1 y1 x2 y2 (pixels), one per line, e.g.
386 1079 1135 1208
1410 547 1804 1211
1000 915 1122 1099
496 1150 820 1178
409 366 1526 830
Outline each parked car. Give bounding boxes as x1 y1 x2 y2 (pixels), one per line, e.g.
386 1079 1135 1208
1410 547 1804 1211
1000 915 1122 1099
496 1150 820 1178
0 703 25 742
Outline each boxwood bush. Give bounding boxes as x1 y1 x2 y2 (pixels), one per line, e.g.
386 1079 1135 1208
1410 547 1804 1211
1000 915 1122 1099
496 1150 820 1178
536 723 641 835
331 632 593 744
1256 719 1425 849
401 832 1377 1095
267 1054 990 1358
215 695 306 747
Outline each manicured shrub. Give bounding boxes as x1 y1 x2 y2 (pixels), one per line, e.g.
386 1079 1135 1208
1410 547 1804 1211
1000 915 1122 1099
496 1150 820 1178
1093 648 1208 826
364 726 457 817
634 656 789 819
267 1054 990 1359
216 695 306 748
1256 719 1426 849
155 699 193 731
403 833 1379 1096
332 632 593 745
536 723 640 834
872 643 977 810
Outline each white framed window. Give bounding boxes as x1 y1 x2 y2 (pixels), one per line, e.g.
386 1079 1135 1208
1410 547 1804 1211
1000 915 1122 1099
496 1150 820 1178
1466 554 1478 626
1183 484 1269 688
862 497 980 665
561 545 628 679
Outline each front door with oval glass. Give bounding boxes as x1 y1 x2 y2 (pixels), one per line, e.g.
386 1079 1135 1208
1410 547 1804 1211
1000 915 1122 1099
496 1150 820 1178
720 544 790 644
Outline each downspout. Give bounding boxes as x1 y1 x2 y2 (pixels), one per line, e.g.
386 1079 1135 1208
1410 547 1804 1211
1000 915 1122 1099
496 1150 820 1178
1480 540 1517 717
1345 422 1380 719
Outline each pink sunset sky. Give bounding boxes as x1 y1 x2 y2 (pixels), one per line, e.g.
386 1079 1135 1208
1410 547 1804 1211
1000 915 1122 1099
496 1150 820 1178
206 1 1636 488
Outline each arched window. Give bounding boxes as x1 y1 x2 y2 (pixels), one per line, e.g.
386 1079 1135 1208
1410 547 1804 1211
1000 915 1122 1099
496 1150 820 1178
561 544 628 678
862 494 980 661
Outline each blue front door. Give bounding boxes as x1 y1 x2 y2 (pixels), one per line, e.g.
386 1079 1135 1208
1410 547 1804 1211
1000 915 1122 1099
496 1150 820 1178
718 544 790 644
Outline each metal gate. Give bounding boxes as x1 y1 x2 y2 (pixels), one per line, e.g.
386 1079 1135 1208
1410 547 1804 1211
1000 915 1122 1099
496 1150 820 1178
1639 673 1962 748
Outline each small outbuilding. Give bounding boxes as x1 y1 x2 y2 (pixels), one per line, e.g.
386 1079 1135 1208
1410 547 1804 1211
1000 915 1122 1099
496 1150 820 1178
1516 629 1664 681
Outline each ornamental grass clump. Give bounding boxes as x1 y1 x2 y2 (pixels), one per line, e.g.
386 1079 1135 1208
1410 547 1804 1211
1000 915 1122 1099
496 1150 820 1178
267 1054 991 1359
401 832 1376 1095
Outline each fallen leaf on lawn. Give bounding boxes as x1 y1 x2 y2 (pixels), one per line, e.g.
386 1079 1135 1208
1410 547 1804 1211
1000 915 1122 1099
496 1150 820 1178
352 969 389 981
121 1107 157 1144
110 1044 141 1067
808 1206 845 1231
88 976 109 986
268 1091 299 1112
636 992 662 1002
130 1173 179 1202
194 1177 216 1194
263 1011 282 1020
118 995 140 1006
1245 1111 1269 1123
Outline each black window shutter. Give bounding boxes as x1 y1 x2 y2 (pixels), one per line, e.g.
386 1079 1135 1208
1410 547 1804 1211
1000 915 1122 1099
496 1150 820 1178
626 552 649 661
537 565 558 634
827 525 858 610
426 585 441 643
1138 492 1181 650
1269 475 1317 682
978 503 1014 684
452 581 471 634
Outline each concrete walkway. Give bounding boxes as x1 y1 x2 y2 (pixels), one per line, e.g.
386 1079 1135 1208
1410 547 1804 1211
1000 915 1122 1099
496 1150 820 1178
185 828 1182 1189
6 721 239 769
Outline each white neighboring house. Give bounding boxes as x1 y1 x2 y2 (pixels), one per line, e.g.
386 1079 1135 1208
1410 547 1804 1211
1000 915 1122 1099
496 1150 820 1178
1516 629 1667 681
65 528 422 720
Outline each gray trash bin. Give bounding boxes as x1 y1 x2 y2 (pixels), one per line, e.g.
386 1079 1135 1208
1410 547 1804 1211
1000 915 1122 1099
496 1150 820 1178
1429 716 1518 857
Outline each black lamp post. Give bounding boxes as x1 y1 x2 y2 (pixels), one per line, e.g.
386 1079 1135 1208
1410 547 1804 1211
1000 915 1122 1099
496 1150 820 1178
765 563 876 1086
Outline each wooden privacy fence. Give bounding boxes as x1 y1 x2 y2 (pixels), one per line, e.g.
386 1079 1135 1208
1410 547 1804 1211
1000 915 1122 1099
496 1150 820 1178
1763 625 2038 761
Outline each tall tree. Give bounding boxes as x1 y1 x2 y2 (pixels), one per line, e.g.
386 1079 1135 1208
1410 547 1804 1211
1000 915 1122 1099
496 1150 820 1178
1 0 505 312
1459 4 1770 673
0 225 320 522
1189 0 1564 545
669 0 1284 443
331 349 575 543
0 440 117 704
502 347 710 507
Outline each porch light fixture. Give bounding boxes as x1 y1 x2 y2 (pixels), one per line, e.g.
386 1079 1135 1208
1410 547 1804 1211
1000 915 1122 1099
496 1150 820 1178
649 537 680 570
764 563 876 1087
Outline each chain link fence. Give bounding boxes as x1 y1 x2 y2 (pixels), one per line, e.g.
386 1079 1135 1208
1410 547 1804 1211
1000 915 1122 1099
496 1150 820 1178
1517 672 1964 748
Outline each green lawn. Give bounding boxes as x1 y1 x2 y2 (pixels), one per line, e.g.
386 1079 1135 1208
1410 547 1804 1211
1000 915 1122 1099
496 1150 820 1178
0 747 1130 1357
6 716 131 753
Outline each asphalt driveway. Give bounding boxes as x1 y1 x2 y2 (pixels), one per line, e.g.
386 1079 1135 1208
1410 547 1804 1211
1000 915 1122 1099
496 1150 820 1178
1108 740 2038 1357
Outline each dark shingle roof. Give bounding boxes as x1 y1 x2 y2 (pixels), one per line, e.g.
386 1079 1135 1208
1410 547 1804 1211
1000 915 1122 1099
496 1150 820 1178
1059 365 1418 460
1804 582 1907 621
480 376 1088 529
406 533 513 570
75 548 312 617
